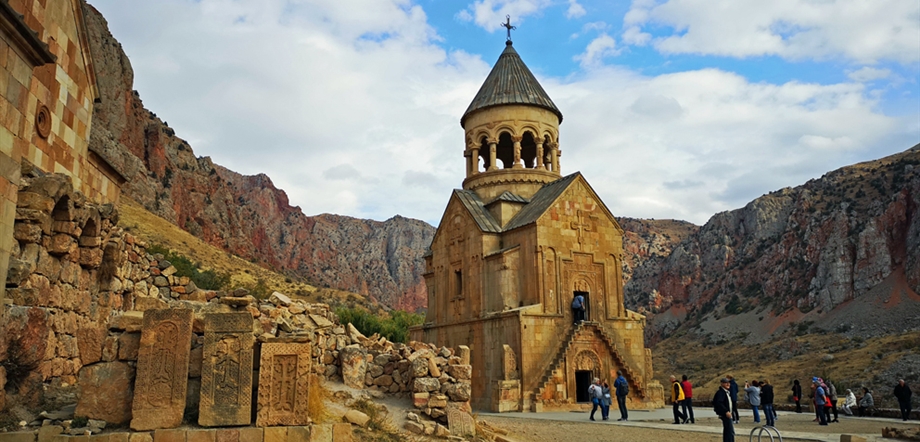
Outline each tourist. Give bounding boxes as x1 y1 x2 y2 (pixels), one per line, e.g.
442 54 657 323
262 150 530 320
761 379 775 426
671 375 687 424
745 380 762 424
681 374 695 424
601 380 612 421
572 293 585 324
894 379 912 421
792 379 803 413
858 387 873 417
588 377 603 421
818 378 833 423
842 389 857 416
813 379 828 425
614 370 629 421
714 378 735 442
728 375 740 423
827 379 839 422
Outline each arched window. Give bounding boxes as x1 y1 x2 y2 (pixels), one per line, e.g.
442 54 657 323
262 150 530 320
521 131 537 168
497 132 514 169
478 136 490 171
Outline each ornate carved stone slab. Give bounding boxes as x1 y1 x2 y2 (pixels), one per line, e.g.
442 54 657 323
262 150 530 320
256 339 312 426
130 309 193 430
447 406 475 436
199 313 254 426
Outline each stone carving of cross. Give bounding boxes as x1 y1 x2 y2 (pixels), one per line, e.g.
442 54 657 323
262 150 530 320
570 209 592 244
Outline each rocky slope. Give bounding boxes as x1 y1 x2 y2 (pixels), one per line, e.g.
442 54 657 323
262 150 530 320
82 4 434 312
626 145 920 343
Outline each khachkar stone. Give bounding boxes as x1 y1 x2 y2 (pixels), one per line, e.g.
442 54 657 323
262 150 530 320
131 309 194 431
199 312 254 426
256 337 312 426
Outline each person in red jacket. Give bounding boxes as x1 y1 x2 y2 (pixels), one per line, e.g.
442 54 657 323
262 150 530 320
681 374 695 424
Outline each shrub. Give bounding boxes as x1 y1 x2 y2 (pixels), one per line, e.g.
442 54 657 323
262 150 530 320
335 307 423 343
146 244 230 290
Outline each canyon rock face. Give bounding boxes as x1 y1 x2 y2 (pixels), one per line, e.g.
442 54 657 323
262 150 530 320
625 145 920 343
82 4 434 312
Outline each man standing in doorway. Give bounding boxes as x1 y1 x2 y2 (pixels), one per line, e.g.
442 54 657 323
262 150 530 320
614 370 629 421
571 293 585 324
714 378 735 442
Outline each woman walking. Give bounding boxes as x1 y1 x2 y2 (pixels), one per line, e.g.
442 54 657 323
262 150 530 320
792 380 803 413
601 380 612 421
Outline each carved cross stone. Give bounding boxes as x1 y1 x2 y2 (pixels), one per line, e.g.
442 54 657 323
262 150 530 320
570 209 593 244
199 312 254 427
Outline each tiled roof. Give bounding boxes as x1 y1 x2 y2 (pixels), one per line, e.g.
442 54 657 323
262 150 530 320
503 173 580 231
454 190 502 233
461 41 562 126
489 191 529 205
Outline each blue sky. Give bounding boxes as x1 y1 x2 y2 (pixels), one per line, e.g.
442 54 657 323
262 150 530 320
88 0 919 225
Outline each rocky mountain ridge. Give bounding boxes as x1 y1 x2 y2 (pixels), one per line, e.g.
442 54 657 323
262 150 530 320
625 145 920 343
82 4 434 312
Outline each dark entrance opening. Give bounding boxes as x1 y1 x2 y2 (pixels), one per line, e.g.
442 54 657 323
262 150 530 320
575 290 589 321
575 370 593 403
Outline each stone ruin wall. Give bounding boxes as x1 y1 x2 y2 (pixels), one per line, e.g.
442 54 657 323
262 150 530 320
1 172 473 435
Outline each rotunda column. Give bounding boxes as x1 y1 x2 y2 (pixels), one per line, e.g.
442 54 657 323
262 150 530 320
553 144 561 174
488 139 498 171
512 135 523 169
470 145 480 175
536 141 545 170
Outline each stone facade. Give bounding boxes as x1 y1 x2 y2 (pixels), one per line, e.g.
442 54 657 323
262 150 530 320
410 41 664 411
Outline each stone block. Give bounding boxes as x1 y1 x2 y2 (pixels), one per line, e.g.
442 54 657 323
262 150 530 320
413 392 430 408
108 434 128 442
256 340 312 426
446 407 475 437
237 429 261 442
0 432 37 442
131 309 194 431
428 394 448 408
199 312 254 427
286 427 312 442
78 236 101 247
404 421 424 435
839 436 866 442
134 297 168 312
78 248 103 267
338 346 366 390
128 434 152 442
152 430 185 442
76 361 136 424
185 431 214 442
14 223 42 243
308 424 332 442
47 234 77 255
446 382 471 401
262 428 286 442
117 333 140 360
90 435 111 442
214 430 237 442
331 424 353 442
343 410 369 427
188 346 202 378
109 312 144 332
38 426 63 442
413 377 440 393
447 364 471 380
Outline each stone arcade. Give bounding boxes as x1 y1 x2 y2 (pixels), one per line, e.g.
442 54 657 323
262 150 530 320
410 39 665 412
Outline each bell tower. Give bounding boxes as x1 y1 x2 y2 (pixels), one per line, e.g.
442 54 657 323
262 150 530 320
460 39 564 204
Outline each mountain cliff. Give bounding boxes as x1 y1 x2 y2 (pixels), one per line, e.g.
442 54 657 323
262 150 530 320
82 4 434 311
625 145 920 343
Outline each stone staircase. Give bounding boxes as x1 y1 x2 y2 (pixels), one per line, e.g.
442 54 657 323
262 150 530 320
532 321 645 401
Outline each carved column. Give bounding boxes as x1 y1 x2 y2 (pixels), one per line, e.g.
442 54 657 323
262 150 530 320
536 141 545 170
488 140 498 171
551 143 560 174
464 150 472 177
471 146 480 175
512 136 523 169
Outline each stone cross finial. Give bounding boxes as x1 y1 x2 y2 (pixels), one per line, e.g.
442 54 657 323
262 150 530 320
501 15 516 41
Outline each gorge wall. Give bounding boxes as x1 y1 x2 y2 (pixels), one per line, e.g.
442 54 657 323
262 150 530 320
81 4 434 312
625 145 920 343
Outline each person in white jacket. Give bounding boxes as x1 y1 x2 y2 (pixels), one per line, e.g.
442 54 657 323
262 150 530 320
842 389 857 416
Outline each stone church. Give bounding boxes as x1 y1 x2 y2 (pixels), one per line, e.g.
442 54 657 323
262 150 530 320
410 39 664 412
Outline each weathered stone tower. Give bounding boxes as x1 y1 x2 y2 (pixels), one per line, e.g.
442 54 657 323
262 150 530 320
410 40 664 412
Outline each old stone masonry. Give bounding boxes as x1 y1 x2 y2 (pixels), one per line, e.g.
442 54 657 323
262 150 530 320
1 171 474 441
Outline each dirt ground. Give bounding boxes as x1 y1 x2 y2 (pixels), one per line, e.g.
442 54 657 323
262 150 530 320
477 412 920 442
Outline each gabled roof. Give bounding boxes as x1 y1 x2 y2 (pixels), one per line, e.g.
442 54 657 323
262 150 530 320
454 189 502 233
461 41 562 126
487 191 529 205
503 172 580 231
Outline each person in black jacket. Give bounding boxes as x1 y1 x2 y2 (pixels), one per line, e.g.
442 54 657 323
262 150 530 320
792 379 803 413
761 379 775 426
714 378 735 442
894 379 913 421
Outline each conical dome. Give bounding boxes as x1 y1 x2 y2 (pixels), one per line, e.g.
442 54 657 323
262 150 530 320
461 41 563 127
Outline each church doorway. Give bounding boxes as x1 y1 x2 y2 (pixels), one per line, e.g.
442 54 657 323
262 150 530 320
575 370 593 403
574 290 589 321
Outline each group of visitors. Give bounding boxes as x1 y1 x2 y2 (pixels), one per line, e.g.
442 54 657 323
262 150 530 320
711 376 913 442
587 371 630 422
669 375 695 424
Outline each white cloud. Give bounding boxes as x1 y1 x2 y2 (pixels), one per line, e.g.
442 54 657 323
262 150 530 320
574 34 619 68
566 0 587 19
622 0 920 64
457 0 553 32
88 0 916 226
847 67 892 83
